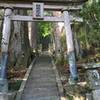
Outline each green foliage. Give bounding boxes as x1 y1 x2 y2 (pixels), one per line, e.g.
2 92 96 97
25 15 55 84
37 22 53 50
55 52 68 67
79 0 100 47
38 22 53 37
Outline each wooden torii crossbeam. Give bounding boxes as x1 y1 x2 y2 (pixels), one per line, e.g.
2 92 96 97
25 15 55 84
0 3 83 22
0 0 87 93
11 15 83 22
0 3 83 11
0 0 87 5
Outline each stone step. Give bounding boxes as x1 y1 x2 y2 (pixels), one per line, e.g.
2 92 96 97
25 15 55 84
25 87 58 94
25 84 57 89
30 74 55 79
25 81 57 88
32 71 54 76
29 76 56 81
33 67 53 71
22 95 59 100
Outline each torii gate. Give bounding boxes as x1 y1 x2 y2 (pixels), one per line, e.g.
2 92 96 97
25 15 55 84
0 0 86 92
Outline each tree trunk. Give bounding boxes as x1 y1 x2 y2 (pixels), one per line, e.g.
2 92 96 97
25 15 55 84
72 24 81 59
9 10 21 67
28 22 37 49
0 20 3 48
9 9 31 68
53 11 62 57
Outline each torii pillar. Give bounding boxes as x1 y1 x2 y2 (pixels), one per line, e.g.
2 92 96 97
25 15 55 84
0 7 12 93
63 10 78 84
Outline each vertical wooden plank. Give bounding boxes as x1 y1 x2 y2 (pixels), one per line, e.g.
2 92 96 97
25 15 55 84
63 11 78 83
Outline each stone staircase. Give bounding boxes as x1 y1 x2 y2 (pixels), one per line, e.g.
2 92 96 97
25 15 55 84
21 55 60 100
